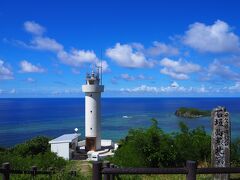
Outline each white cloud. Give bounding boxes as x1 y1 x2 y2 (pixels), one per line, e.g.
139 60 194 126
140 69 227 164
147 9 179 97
160 68 189 80
120 84 188 93
9 88 16 94
131 42 144 50
66 49 97 63
204 60 240 81
106 43 154 68
57 49 98 67
197 86 208 93
223 55 240 67
147 41 179 56
20 21 110 69
120 83 212 94
137 74 153 80
228 82 240 91
121 85 159 93
96 60 110 73
159 58 201 80
59 51 110 70
120 74 135 81
26 77 36 83
0 60 13 80
170 81 179 88
24 21 45 35
138 74 145 80
51 88 82 95
20 60 45 73
119 73 153 81
106 42 178 69
183 20 240 53
160 58 201 73
0 89 17 95
219 82 240 93
29 37 64 52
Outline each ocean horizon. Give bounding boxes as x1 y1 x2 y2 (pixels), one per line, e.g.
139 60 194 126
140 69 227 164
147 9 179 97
0 97 239 147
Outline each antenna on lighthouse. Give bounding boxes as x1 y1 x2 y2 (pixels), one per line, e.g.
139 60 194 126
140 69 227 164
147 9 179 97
100 49 103 85
89 64 93 78
96 50 103 85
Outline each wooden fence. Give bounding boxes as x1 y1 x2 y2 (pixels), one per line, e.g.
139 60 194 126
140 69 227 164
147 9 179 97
93 160 240 180
0 162 76 180
2 161 240 180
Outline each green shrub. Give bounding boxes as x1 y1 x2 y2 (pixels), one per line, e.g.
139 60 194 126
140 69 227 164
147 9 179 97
111 119 211 167
0 146 6 152
11 136 50 157
173 122 211 166
0 136 66 170
231 138 240 166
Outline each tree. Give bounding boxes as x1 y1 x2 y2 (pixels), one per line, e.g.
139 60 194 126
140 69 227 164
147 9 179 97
11 136 50 157
111 119 211 168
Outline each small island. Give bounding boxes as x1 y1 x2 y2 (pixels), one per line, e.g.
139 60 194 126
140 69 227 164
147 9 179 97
175 107 211 118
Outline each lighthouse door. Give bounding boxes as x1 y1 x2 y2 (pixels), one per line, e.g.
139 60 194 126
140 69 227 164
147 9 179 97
86 137 96 151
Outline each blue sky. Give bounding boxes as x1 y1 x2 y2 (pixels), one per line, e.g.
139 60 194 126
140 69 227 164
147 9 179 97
1 0 240 97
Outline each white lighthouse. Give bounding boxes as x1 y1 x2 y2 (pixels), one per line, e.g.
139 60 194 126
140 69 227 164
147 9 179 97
82 70 104 151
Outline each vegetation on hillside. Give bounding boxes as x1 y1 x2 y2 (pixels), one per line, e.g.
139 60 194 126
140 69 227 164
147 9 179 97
109 119 240 168
0 136 66 170
0 136 92 179
175 107 211 118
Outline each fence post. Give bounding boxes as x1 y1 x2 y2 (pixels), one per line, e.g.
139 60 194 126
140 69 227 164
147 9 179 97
49 167 54 177
2 162 10 180
186 161 197 180
31 166 37 179
93 161 102 180
103 161 110 180
110 164 115 180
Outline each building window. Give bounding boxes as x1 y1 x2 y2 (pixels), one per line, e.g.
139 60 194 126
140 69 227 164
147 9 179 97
89 80 94 84
90 94 92 97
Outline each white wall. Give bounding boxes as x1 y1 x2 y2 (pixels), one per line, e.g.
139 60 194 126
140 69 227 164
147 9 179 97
82 83 104 151
85 92 101 150
51 143 70 160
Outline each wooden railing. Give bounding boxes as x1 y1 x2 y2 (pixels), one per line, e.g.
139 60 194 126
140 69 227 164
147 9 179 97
93 160 240 180
2 161 240 180
0 162 77 180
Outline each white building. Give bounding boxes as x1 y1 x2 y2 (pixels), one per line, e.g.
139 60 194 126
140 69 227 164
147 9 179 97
82 71 104 151
49 133 80 160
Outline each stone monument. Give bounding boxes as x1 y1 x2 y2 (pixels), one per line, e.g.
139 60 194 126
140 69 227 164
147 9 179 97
211 106 230 180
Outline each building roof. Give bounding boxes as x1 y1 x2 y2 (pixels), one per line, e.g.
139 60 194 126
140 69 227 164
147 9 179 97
101 139 113 147
49 133 80 144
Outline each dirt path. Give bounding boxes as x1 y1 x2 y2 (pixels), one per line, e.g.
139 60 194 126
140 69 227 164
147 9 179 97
79 160 92 174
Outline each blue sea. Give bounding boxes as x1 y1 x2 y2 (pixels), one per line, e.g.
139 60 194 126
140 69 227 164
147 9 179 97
0 98 239 147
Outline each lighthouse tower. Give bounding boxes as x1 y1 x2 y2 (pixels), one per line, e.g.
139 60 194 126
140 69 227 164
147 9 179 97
82 70 104 151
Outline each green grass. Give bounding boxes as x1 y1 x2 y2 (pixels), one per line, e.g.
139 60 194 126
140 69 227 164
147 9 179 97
8 160 92 180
